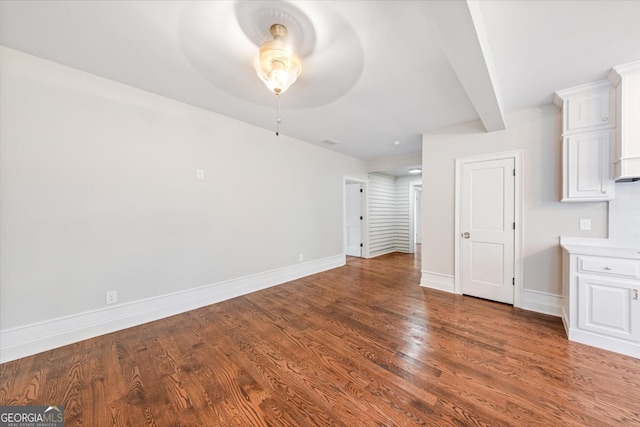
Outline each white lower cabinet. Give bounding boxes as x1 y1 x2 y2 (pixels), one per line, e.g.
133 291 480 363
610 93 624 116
577 276 639 342
562 248 640 358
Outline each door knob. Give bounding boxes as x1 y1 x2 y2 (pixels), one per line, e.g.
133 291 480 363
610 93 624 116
462 232 470 239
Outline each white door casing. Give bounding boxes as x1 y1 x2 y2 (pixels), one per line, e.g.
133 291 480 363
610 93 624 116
345 183 363 257
415 187 422 245
455 151 523 307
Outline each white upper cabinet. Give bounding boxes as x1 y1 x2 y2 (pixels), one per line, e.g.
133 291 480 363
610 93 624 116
555 81 616 202
565 89 613 133
562 130 615 201
608 61 640 181
555 80 615 135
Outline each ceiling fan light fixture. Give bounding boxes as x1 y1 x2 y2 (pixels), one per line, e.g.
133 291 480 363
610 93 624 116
253 24 302 95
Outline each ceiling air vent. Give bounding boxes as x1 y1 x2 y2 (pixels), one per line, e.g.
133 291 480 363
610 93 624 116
318 139 339 146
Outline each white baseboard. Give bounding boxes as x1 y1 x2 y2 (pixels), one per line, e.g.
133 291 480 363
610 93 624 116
419 273 562 317
0 255 345 364
368 249 396 258
568 327 639 359
420 271 455 293
520 289 562 317
561 307 570 336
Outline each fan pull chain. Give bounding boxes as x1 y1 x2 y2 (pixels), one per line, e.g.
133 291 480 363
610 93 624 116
275 93 281 136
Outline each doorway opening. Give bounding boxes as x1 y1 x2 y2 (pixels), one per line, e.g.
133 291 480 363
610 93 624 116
413 184 422 253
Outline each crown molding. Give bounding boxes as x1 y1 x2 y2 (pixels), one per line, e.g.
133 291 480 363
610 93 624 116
608 60 640 86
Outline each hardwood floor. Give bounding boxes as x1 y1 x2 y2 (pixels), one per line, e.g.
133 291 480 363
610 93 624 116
1 251 639 426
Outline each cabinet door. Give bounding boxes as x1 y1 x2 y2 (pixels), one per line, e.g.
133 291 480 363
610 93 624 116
562 130 615 201
578 276 640 342
565 89 613 133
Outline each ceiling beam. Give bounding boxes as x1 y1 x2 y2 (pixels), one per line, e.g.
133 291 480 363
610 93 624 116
420 0 506 132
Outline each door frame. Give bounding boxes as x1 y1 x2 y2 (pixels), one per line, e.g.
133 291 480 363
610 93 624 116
454 150 524 308
343 177 369 258
414 185 422 245
407 178 422 253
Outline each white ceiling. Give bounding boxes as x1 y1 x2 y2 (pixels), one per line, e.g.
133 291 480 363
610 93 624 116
0 0 639 167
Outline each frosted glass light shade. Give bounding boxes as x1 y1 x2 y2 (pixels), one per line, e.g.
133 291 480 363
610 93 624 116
253 24 302 95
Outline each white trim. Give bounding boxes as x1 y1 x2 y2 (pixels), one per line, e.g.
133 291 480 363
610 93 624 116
567 327 639 359
408 182 415 253
553 79 612 107
607 60 640 86
561 307 570 336
368 249 396 259
454 150 524 307
420 271 455 293
414 186 423 245
407 177 422 254
0 255 345 364
520 290 563 317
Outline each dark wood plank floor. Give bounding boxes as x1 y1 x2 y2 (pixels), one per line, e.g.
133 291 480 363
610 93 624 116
2 250 639 426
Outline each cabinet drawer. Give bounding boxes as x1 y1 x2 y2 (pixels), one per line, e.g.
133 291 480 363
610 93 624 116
578 256 640 279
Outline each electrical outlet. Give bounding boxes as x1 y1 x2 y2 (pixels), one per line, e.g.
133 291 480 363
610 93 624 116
579 219 591 231
299 254 304 262
106 290 118 305
196 169 204 180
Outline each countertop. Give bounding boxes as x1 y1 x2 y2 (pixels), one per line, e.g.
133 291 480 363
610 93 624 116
560 236 640 259
560 244 640 259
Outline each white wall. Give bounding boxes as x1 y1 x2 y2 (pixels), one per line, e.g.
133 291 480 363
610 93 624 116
0 48 367 335
422 105 609 297
366 152 422 174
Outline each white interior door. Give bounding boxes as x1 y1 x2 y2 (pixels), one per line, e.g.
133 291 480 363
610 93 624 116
346 183 362 257
461 158 515 304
